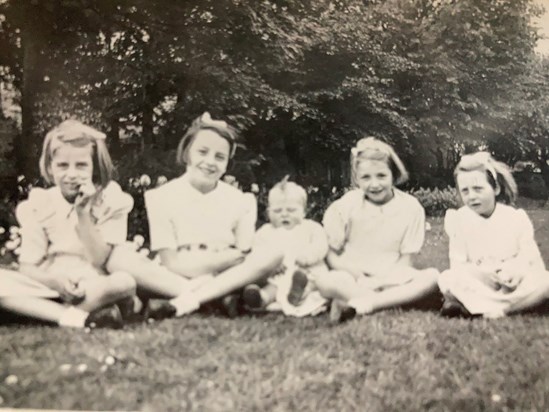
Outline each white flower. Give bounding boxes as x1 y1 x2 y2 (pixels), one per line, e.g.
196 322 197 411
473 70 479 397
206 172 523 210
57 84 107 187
132 235 145 248
77 363 88 373
139 174 152 187
105 356 116 366
9 226 19 235
13 247 20 256
425 222 432 231
5 375 18 385
139 248 150 257
5 240 17 251
0 227 5 235
250 183 259 194
59 364 72 372
156 176 168 186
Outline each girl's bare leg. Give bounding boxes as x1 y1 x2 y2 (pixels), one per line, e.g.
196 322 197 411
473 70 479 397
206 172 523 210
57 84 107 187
312 270 366 301
192 248 283 304
0 297 67 323
76 271 136 312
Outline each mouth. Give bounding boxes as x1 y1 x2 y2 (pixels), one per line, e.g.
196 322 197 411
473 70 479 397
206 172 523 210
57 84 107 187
199 168 216 176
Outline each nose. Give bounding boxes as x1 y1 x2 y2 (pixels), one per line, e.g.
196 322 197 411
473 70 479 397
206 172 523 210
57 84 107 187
66 165 78 179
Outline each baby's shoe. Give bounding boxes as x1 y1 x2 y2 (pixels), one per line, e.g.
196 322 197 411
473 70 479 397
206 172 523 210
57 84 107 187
243 285 265 310
439 296 472 318
287 269 309 306
144 299 178 322
85 305 124 329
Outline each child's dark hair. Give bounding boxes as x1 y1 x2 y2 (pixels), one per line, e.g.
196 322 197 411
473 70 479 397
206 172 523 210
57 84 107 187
454 152 518 205
176 112 238 167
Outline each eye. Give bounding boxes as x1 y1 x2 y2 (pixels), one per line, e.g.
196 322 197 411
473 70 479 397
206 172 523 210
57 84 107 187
55 161 69 168
215 153 227 161
287 208 296 213
198 148 208 155
76 161 90 168
272 208 282 213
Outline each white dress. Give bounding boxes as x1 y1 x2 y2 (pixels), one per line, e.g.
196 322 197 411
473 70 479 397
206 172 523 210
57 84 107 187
144 174 256 288
438 204 549 314
254 220 329 317
323 188 429 290
0 182 133 297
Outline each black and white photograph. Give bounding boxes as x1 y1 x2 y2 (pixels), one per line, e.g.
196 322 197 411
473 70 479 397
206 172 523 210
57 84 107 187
1 0 549 411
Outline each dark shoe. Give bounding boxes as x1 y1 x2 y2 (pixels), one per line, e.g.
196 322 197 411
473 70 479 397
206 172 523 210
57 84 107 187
86 305 124 329
116 296 143 323
144 299 177 321
243 285 265 310
440 297 472 318
221 293 240 318
329 300 356 324
287 269 309 306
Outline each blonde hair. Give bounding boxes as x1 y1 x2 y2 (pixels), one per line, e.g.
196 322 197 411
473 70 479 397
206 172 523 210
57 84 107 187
39 119 114 188
454 152 517 204
176 112 238 167
350 137 409 187
268 175 307 208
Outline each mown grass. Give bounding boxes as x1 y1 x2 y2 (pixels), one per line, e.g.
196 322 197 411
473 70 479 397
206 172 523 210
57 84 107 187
1 208 549 412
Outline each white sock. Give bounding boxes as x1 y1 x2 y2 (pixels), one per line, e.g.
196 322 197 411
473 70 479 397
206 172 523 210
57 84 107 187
169 293 200 317
58 307 89 328
348 297 375 315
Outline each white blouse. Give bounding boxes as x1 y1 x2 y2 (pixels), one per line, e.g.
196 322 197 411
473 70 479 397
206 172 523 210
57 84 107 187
16 182 133 266
145 174 257 252
445 204 545 271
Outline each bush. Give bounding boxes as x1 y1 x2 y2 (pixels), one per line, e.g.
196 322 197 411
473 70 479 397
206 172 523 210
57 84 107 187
410 186 459 217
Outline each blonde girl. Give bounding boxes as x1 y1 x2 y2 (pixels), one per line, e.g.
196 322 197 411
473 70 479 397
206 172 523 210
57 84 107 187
0 120 197 328
314 137 438 321
144 112 282 316
438 152 549 318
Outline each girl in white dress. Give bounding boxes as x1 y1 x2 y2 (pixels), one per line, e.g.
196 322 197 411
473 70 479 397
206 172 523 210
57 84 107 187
0 120 199 328
242 177 328 317
314 137 438 321
144 113 282 316
438 152 549 318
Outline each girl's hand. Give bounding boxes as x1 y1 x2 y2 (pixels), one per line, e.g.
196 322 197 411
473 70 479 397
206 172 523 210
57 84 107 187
476 269 502 290
74 180 97 213
498 270 523 292
50 274 85 303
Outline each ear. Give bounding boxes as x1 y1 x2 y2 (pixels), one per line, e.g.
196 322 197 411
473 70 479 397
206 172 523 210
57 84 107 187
494 185 501 196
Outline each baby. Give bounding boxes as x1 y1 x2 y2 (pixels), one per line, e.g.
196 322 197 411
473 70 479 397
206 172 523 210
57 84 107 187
243 177 328 317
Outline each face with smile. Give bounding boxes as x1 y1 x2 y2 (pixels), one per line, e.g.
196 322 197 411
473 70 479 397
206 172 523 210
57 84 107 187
48 143 94 202
268 194 305 230
355 159 394 205
186 129 231 192
456 170 499 218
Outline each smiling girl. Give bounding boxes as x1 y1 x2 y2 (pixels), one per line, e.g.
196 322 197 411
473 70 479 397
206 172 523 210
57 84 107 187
144 112 282 316
314 137 438 321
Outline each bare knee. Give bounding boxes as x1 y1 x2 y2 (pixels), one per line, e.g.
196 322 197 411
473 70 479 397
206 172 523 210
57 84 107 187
107 272 137 299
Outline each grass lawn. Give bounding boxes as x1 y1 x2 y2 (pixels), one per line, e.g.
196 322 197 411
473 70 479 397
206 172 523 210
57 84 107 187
1 208 549 411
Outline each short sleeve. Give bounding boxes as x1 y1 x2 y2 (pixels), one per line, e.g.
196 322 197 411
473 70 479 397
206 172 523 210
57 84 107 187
234 192 258 252
93 182 134 245
515 209 544 268
15 200 49 265
144 187 178 252
444 209 468 267
322 200 348 252
399 201 425 254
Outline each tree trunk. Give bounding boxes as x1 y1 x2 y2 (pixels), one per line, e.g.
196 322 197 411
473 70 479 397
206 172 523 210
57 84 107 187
107 116 121 159
18 27 44 179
